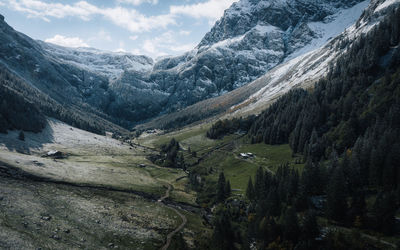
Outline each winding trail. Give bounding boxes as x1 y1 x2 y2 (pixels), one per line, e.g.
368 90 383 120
159 184 188 250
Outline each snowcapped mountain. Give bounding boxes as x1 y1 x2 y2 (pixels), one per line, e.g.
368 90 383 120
0 0 393 129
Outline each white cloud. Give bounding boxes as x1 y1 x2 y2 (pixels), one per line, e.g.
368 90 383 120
8 0 176 32
7 0 237 35
129 35 139 40
88 29 112 42
117 0 158 5
170 0 238 21
131 48 142 54
8 0 98 21
101 7 176 32
168 43 196 52
142 31 195 57
45 35 89 48
143 40 157 54
179 30 191 36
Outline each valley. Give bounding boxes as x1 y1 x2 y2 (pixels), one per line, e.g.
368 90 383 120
0 0 400 249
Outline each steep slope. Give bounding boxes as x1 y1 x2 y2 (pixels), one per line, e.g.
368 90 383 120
137 0 398 130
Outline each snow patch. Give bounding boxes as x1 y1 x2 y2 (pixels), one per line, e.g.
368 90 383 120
288 0 370 60
375 0 400 13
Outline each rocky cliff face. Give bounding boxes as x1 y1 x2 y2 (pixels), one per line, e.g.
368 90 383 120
0 0 369 127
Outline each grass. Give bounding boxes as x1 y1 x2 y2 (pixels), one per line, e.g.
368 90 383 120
181 210 212 248
201 151 258 194
137 124 210 149
192 141 304 195
237 143 305 172
0 177 181 250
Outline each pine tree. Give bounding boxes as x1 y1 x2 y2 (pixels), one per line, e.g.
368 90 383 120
18 131 25 141
326 166 348 222
348 191 366 228
212 209 235 250
246 177 255 201
225 180 231 199
383 144 400 191
302 210 319 240
216 172 226 203
254 167 265 200
373 192 397 235
282 207 300 243
266 189 281 217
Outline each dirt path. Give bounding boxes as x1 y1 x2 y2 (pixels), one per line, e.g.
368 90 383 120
158 184 171 202
159 184 188 250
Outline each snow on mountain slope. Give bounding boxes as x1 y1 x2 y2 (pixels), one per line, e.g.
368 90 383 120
287 0 370 60
375 0 400 12
39 42 153 82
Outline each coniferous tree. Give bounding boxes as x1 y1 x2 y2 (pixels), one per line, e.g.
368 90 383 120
326 166 348 222
254 167 265 200
212 209 235 250
225 180 231 199
18 131 25 141
348 191 366 228
246 177 256 201
372 192 397 235
266 189 281 217
282 207 300 243
301 210 319 241
216 172 226 203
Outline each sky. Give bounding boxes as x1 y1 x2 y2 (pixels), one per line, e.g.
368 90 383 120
0 0 238 58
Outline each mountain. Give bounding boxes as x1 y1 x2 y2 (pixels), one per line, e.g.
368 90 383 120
118 0 368 117
138 0 399 130
0 0 370 129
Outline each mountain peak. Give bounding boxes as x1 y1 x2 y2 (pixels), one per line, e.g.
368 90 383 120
198 0 365 47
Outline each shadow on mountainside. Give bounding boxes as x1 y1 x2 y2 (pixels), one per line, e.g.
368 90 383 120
0 120 54 154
